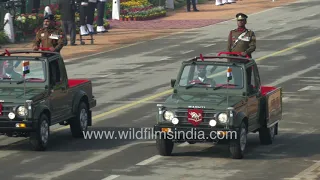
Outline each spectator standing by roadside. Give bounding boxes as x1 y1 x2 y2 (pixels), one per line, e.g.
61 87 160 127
57 0 77 46
187 0 199 12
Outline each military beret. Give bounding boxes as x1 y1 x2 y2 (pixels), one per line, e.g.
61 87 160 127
236 13 248 20
44 14 55 21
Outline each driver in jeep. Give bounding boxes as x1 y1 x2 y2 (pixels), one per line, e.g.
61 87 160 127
189 66 216 87
1 61 23 80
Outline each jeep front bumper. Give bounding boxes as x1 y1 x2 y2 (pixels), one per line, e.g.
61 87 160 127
0 120 34 133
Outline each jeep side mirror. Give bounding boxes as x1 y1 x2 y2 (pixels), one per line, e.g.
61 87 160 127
171 79 176 88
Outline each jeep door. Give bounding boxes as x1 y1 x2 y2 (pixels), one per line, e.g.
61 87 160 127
246 64 261 128
48 58 69 124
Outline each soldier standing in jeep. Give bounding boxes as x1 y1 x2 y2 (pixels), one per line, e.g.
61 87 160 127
227 13 257 84
32 14 64 56
227 13 256 58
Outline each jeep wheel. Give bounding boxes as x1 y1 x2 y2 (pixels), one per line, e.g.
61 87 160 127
259 123 276 145
29 114 50 151
70 102 88 138
156 134 174 156
229 122 247 159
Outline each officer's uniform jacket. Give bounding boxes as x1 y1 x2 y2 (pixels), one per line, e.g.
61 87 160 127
227 27 256 57
33 27 64 52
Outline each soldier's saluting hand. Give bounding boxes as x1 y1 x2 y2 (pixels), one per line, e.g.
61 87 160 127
32 14 64 53
227 13 256 58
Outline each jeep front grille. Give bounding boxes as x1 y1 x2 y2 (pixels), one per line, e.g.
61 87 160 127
174 109 216 123
0 103 15 120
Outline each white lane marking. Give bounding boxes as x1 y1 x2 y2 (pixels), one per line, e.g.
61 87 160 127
20 156 43 164
269 64 320 86
102 100 164 104
178 142 190 147
101 175 120 180
0 151 19 159
203 44 216 47
136 155 162 166
15 141 154 180
290 128 317 139
0 135 6 141
308 13 318 17
100 74 114 78
263 27 272 30
0 137 25 146
160 56 172 60
283 161 320 180
282 97 289 103
279 23 286 26
180 50 194 54
298 86 314 91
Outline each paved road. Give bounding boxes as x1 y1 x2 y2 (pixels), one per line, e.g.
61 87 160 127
1 0 320 179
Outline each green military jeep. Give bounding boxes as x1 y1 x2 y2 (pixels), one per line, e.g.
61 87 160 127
154 52 282 159
0 50 96 151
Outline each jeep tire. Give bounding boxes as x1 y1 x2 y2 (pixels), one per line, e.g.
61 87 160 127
259 123 277 145
29 113 50 151
156 134 174 156
229 122 247 159
70 102 88 138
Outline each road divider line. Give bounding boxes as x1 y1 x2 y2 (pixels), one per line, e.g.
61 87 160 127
101 175 120 180
136 155 162 166
256 36 320 62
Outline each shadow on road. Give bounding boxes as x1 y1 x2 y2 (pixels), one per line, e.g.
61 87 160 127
165 132 320 160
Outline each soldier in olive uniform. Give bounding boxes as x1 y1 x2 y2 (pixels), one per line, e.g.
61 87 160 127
227 13 256 58
32 14 64 55
227 13 256 86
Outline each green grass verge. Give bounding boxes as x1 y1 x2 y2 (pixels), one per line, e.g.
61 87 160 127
0 31 9 45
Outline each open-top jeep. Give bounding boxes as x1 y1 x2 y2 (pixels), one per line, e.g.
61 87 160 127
0 49 96 151
154 52 282 159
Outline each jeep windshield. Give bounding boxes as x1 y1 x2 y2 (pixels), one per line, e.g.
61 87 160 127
178 63 244 89
0 59 46 83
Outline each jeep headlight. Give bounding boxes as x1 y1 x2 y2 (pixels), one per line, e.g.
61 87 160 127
218 113 227 123
163 110 174 121
17 106 27 116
